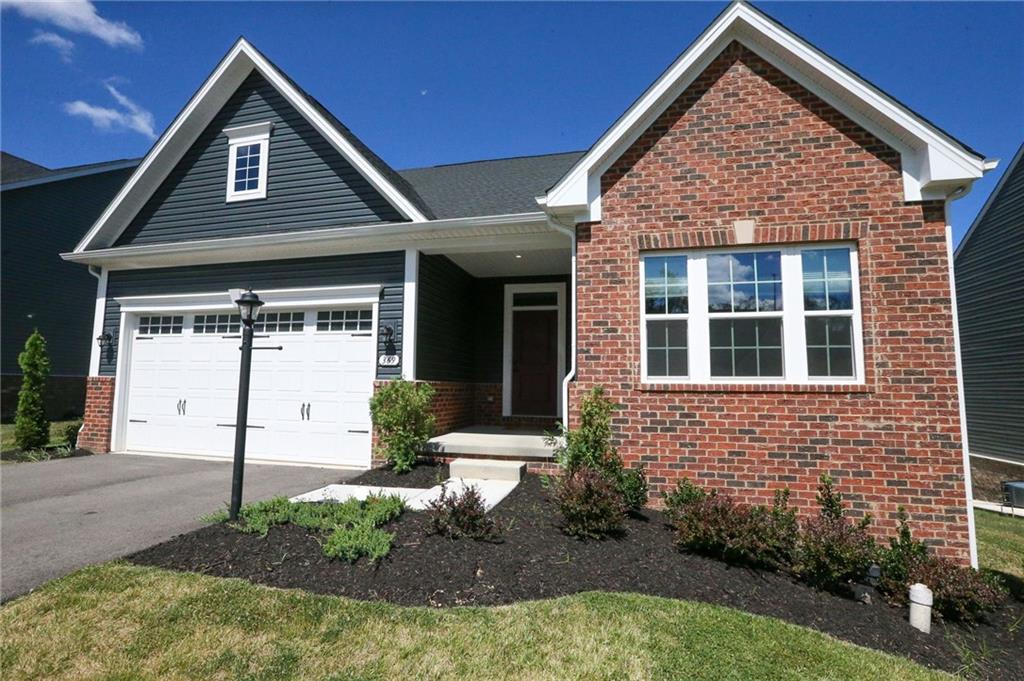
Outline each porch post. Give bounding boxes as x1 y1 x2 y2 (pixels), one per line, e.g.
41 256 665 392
402 248 418 380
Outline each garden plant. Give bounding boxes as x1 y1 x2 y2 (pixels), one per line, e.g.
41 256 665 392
369 379 436 473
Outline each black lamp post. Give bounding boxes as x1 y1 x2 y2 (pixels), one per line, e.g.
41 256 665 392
229 288 264 521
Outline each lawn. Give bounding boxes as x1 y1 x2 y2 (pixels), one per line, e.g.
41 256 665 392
0 419 79 452
975 508 1024 581
0 562 948 681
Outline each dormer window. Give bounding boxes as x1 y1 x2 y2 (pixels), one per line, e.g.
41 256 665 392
224 121 273 202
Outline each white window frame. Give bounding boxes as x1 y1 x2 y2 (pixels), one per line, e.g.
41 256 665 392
639 242 864 385
224 121 273 202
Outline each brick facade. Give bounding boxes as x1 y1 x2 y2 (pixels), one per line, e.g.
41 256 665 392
572 42 971 562
79 376 115 453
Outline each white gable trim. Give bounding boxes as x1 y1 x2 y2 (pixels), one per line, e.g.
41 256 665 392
543 2 993 222
74 38 427 254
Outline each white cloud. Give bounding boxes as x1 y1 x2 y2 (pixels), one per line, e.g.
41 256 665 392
63 81 155 139
2 0 142 49
29 30 75 62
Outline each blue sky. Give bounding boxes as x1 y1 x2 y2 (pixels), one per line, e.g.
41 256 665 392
2 1 1021 243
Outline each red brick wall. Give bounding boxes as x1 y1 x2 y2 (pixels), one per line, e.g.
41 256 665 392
574 42 970 561
79 376 115 453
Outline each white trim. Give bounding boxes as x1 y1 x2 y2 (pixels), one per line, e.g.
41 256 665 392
543 2 990 221
973 500 1024 519
110 310 135 453
639 243 864 386
402 248 418 380
88 267 108 376
502 283 566 418
62 212 557 269
945 202 979 569
114 284 382 314
970 452 1024 467
73 38 427 253
225 122 272 202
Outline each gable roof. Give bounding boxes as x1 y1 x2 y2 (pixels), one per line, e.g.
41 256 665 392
955 143 1024 260
400 151 584 219
2 157 140 192
543 1 995 222
74 37 430 253
1 152 50 184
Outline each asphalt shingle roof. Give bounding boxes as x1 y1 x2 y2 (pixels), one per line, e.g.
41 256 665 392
1 152 50 183
398 151 585 220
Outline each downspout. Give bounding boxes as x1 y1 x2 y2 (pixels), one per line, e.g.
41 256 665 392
547 217 577 427
944 189 979 569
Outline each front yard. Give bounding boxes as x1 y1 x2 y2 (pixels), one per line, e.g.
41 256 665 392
0 562 948 681
0 419 82 462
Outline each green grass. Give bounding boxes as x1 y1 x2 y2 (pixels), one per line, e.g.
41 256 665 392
975 509 1024 582
0 562 949 681
0 419 80 452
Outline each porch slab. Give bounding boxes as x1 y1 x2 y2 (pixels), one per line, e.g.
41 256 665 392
426 426 558 459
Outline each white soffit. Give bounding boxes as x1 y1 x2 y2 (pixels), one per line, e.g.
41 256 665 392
74 38 427 254
444 248 571 277
543 1 993 222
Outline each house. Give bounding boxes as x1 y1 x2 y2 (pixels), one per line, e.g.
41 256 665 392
1 155 139 419
955 143 1023 465
63 2 994 564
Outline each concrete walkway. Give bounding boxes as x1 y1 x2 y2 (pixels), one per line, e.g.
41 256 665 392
0 453 355 602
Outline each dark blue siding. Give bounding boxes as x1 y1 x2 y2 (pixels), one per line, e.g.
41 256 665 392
955 146 1024 462
416 255 475 382
114 71 404 246
100 251 406 379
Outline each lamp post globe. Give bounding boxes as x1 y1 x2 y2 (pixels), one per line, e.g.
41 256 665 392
235 289 264 325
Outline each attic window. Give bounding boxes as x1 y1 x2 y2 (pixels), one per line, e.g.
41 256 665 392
224 121 272 202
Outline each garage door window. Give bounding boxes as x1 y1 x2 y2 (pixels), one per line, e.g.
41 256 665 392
138 315 183 335
255 311 304 333
317 309 372 332
194 314 240 334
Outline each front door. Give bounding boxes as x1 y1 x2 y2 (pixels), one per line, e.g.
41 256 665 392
511 308 558 416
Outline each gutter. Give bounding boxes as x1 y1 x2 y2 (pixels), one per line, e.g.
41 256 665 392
62 211 553 266
547 216 577 428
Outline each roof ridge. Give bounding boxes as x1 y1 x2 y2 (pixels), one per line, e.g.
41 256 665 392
399 150 586 172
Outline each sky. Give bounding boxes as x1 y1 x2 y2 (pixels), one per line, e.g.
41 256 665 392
2 1 1021 244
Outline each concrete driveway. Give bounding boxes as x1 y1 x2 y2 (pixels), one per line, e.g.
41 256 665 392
1 453 357 602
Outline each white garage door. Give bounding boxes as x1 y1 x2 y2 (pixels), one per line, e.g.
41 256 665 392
123 307 375 467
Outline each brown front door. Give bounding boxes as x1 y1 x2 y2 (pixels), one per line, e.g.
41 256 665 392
511 309 558 415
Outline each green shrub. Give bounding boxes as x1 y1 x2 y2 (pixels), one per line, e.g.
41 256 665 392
14 330 51 450
555 468 625 540
663 477 708 521
617 466 649 512
548 386 649 511
877 507 1006 622
426 483 500 541
369 379 436 473
671 486 797 570
61 420 83 448
794 476 876 592
323 523 395 562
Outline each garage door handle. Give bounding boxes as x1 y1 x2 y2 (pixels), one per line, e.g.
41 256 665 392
182 399 187 416
300 402 307 420
306 403 311 420
176 399 182 415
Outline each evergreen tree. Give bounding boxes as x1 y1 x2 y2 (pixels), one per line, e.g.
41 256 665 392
14 330 50 450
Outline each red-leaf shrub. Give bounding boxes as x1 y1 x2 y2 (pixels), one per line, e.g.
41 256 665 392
426 484 500 541
794 476 877 593
671 486 797 569
555 468 625 539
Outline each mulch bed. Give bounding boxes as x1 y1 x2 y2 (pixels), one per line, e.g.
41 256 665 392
131 465 1023 678
971 456 1024 504
0 447 93 462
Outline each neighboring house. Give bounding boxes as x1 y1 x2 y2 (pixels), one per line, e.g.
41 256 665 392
1 155 139 420
63 2 994 564
955 143 1024 465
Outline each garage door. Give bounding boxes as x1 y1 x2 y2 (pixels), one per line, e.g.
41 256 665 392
123 307 375 467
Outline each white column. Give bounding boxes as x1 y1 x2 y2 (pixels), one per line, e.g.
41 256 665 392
87 267 108 376
402 248 418 380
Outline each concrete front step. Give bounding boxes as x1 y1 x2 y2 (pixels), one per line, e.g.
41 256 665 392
449 457 525 482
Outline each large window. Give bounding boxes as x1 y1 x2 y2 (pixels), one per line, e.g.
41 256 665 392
640 244 862 384
224 122 272 202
